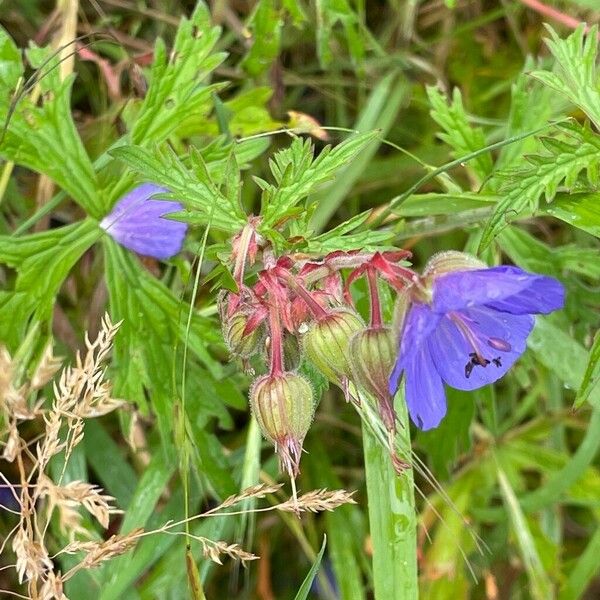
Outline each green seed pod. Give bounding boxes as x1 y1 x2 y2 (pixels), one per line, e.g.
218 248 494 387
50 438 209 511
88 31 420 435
302 309 364 386
250 372 314 476
350 326 397 431
224 313 263 358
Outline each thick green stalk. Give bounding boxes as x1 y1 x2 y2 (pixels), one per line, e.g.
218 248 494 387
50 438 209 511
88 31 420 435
363 395 418 599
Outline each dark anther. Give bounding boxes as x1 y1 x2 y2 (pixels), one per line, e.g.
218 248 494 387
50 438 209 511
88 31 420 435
492 357 502 368
469 352 490 367
465 361 474 379
465 352 491 378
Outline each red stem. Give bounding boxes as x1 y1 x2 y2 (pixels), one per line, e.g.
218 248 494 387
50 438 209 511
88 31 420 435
284 275 328 319
268 303 284 376
367 267 382 328
518 0 600 39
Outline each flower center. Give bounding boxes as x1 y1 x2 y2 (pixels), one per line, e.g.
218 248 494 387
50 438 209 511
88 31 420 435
448 312 511 379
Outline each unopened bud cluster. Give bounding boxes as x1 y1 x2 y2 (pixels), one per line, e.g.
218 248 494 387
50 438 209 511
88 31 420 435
220 237 425 476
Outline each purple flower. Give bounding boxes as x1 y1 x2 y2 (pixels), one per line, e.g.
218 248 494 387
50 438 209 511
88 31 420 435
100 184 187 259
389 265 565 431
0 483 20 512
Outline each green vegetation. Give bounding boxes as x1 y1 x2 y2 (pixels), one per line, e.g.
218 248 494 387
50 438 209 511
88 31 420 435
1 1 599 598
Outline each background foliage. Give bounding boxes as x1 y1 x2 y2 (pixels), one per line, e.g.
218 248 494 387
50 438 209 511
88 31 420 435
1 0 600 598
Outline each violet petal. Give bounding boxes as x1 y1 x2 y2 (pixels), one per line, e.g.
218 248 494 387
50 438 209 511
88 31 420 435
100 183 188 260
433 266 564 315
428 306 534 391
389 303 440 395
404 344 447 431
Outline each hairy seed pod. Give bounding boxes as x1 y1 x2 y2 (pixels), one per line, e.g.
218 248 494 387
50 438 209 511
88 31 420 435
350 326 397 431
224 313 263 358
250 372 314 476
302 309 364 386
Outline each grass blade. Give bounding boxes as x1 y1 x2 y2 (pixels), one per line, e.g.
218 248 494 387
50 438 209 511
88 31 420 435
559 523 600 600
293 535 328 600
497 465 554 600
574 330 600 409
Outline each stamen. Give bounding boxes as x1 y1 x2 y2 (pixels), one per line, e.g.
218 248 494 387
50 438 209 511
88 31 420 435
464 352 490 379
488 337 511 352
449 312 488 368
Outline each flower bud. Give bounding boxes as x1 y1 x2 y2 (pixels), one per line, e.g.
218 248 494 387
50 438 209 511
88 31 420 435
302 308 364 386
250 372 314 476
423 251 486 278
414 251 487 304
350 327 397 431
224 313 263 358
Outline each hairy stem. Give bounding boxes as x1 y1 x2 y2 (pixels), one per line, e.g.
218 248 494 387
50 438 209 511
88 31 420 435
363 389 418 599
367 267 383 328
268 304 284 376
285 276 328 319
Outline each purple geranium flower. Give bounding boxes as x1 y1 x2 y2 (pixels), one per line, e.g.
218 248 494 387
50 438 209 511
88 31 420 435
0 483 20 512
389 263 565 431
100 183 187 260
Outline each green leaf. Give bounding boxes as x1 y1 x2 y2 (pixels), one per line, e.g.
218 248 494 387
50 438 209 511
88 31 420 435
574 332 600 409
527 318 600 408
0 25 23 90
132 4 226 145
427 86 493 182
541 191 600 238
109 144 247 232
187 427 237 498
478 121 600 252
240 0 283 77
499 225 600 280
260 131 378 229
0 219 101 348
420 471 479 599
84 420 137 509
0 47 101 215
307 212 394 252
99 456 181 598
282 0 307 26
103 240 224 451
496 57 557 170
531 25 600 129
293 535 327 600
392 191 496 217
